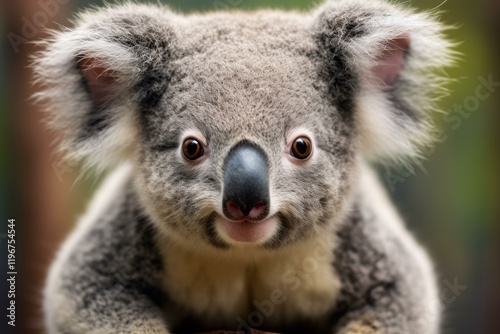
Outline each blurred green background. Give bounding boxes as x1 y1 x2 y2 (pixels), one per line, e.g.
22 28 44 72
1 0 499 333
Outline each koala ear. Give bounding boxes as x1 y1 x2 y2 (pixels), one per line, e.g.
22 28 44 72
34 4 177 170
371 34 410 88
76 56 120 110
313 0 456 164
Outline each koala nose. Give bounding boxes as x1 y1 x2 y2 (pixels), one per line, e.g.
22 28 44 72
222 142 270 221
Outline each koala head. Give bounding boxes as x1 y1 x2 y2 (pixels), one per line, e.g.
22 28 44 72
35 0 454 251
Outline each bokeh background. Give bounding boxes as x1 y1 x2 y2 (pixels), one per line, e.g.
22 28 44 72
1 0 499 333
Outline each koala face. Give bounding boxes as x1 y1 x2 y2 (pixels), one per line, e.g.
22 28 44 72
35 2 453 250
136 15 357 249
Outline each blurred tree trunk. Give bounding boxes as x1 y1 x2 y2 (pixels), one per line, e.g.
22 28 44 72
3 0 73 333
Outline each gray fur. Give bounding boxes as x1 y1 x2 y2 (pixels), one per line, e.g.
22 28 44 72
35 0 454 333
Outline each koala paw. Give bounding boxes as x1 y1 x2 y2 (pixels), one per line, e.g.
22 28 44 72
338 320 381 334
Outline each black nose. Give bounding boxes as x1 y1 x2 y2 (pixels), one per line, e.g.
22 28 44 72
222 141 270 221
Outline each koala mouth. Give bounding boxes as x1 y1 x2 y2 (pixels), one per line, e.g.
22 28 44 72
216 215 278 244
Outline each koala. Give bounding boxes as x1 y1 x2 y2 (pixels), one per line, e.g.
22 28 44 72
35 0 455 333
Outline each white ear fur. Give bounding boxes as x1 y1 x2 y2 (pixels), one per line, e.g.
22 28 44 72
355 90 424 164
33 3 177 171
34 31 140 172
314 0 456 165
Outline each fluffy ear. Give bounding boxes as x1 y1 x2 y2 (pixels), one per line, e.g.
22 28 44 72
33 4 177 170
313 0 456 164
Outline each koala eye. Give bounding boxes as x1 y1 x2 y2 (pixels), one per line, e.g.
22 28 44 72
291 136 312 160
182 138 204 160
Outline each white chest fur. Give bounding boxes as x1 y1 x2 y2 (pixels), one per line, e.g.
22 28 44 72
158 234 341 328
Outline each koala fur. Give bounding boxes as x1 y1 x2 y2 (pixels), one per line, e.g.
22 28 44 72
35 0 455 333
